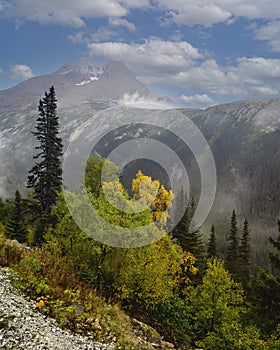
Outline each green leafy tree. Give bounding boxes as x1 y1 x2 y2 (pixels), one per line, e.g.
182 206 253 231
225 209 240 279
188 259 244 340
207 224 218 258
27 86 63 243
187 259 266 349
5 190 27 243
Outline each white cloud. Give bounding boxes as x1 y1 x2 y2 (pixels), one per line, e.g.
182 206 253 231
10 64 35 80
156 1 280 27
255 21 280 51
109 18 136 32
91 27 117 42
180 94 217 108
67 31 87 44
120 0 151 9
171 57 280 98
2 0 127 27
170 4 231 27
0 68 3 74
88 37 280 99
88 37 203 75
2 0 280 29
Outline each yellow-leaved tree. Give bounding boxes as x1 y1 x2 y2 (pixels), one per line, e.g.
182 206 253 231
132 170 174 227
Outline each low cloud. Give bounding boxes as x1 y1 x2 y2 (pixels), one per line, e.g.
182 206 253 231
180 94 217 108
10 64 35 80
118 92 174 109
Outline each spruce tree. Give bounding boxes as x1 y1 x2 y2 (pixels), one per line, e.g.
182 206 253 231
207 224 218 258
5 190 27 243
269 219 280 273
239 218 251 285
225 209 239 278
27 86 63 243
172 196 205 281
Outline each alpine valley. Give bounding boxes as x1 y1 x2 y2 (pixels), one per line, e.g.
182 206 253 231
0 60 280 263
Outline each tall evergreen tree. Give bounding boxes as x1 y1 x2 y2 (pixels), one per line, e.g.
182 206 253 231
207 224 218 258
172 187 188 229
239 218 251 286
5 190 27 243
225 209 239 278
269 219 280 273
172 196 205 281
27 86 63 243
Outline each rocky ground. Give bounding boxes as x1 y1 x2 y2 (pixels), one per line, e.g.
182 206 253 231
0 266 175 350
0 267 115 350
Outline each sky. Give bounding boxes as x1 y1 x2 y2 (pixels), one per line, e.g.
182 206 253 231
0 0 280 108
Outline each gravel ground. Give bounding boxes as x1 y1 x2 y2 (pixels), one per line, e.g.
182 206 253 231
0 267 115 350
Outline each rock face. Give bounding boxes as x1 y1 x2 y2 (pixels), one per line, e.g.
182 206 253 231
0 267 115 350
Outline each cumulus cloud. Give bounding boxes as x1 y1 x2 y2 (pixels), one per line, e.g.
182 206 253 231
2 0 280 29
0 68 3 74
109 18 136 32
91 27 117 42
10 64 35 80
88 37 202 75
88 36 280 100
180 94 217 108
1 0 127 27
121 0 151 9
255 20 280 51
156 0 280 27
170 4 231 27
67 31 87 44
171 57 280 98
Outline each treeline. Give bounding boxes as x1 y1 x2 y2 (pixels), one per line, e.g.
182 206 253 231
0 86 279 349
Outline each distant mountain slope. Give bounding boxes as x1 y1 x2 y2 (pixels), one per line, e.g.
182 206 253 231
181 98 280 222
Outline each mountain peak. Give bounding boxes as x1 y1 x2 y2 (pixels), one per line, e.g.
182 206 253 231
0 59 150 107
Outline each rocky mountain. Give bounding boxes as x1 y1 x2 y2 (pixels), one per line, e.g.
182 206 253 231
0 60 279 247
0 59 150 108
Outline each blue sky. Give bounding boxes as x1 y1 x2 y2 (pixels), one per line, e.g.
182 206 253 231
0 0 280 108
